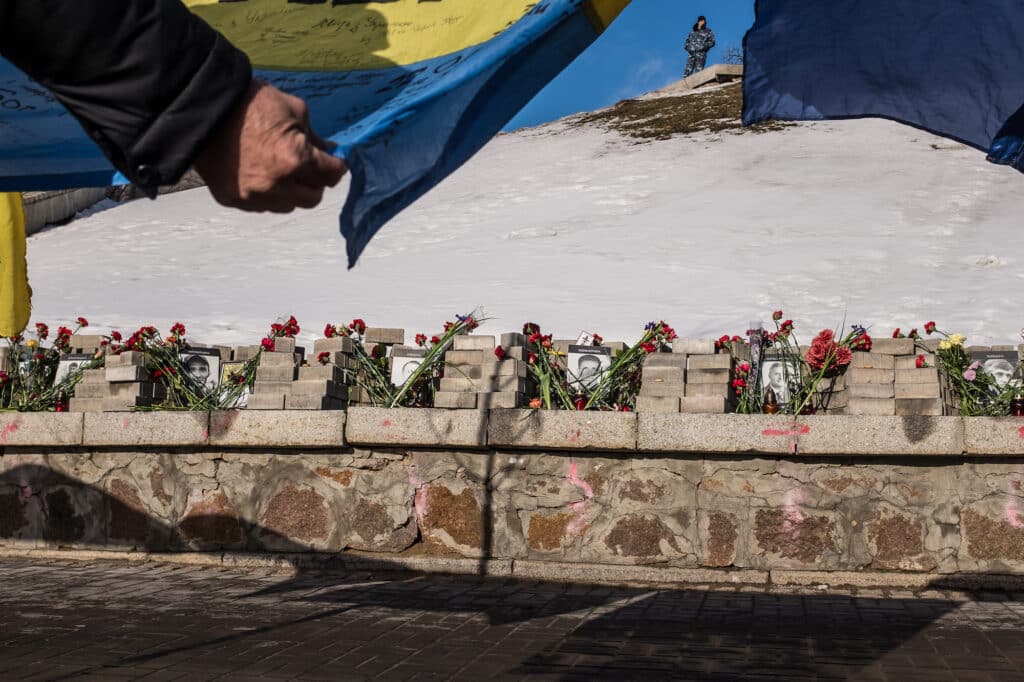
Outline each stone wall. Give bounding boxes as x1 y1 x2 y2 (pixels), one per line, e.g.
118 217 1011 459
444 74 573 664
2 409 1024 580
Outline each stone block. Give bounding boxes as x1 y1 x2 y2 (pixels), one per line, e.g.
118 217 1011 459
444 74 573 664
794 415 964 455
246 393 286 410
102 396 155 411
447 360 527 379
869 339 916 355
68 398 104 413
68 334 105 351
641 365 685 384
73 381 109 399
291 379 347 399
252 380 295 395
105 365 149 383
847 398 896 416
637 414 796 454
477 391 524 409
107 382 165 401
684 383 732 398
896 354 935 369
313 351 357 368
444 350 485 365
0 412 83 445
258 351 296 368
642 354 687 368
488 410 637 451
285 395 346 411
79 369 106 384
851 352 894 369
364 328 405 345
639 382 687 398
895 398 944 416
313 336 355 354
298 365 346 383
635 395 680 413
105 351 145 367
848 384 895 399
434 392 478 409
346 407 488 448
672 338 716 355
688 355 732 370
686 368 730 384
84 412 208 446
233 345 260 361
453 335 495 351
895 383 941 400
255 365 296 382
439 376 527 393
821 390 849 409
895 368 939 384
501 332 525 347
681 396 728 414
499 346 528 361
210 410 346 447
847 368 895 385
964 417 1024 455
602 342 628 353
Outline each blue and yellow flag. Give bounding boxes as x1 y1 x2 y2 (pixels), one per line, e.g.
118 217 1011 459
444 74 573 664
0 0 630 266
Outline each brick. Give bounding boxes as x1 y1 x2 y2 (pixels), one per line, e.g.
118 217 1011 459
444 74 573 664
439 376 527 393
364 328 404 345
869 338 916 355
291 380 347 399
846 367 895 385
848 384 895 399
896 398 944 416
453 335 495 351
642 365 685 384
918 339 942 352
847 398 896 416
434 392 478 409
255 365 297 382
258 351 296 368
106 351 145 367
298 365 346 383
210 410 345 447
313 336 355 354
312 351 357 368
72 381 109 399
684 383 733 398
602 342 628 353
499 346 527 361
101 396 154 411
108 382 165 401
247 393 287 410
79 369 106 384
895 368 939 384
68 334 106 351
233 345 260 361
639 382 687 398
688 355 732 370
851 352 894 369
642 353 687 368
686 368 730 384
896 354 935 369
636 395 681 413
500 332 525 348
672 338 716 355
447 360 526 378
895 383 942 399
285 395 346 411
681 396 728 414
105 365 148 383
477 391 524 409
68 398 104 413
444 350 485 365
821 390 849 409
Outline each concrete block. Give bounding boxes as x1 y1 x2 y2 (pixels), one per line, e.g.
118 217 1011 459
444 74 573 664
101 397 155 412
685 368 730 384
847 398 896 416
291 379 347 399
846 368 895 385
896 354 935 369
69 334 105 351
453 335 495 351
211 410 345 447
822 391 849 409
444 350 485 365
672 338 716 355
298 365 346 383
246 393 286 410
642 354 687 368
869 339 916 355
794 415 964 455
434 392 478 409
637 414 796 454
684 383 733 399
447 361 526 379
312 351 357 369
681 396 728 414
895 398 944 416
851 352 894 369
895 368 939 384
105 350 144 367
0 412 83 445
488 410 637 451
313 337 355 354
105 365 149 383
73 381 109 399
285 395 346 411
500 332 525 348
477 391 524 409
108 382 165 401
688 355 732 370
252 381 295 395
84 412 208 446
346 407 488 448
641 365 685 384
258 351 296 368
499 346 527 361
233 345 260 361
848 384 895 399
68 398 104 413
964 417 1024 455
364 328 405 345
639 382 687 398
602 342 628 353
439 376 527 393
635 395 680 413
255 365 296 382
79 369 106 384
895 383 941 399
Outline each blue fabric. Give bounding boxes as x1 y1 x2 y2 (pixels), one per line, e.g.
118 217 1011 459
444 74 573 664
0 1 613 267
743 0 1024 172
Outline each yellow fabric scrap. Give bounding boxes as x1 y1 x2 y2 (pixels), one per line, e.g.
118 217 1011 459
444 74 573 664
0 193 31 337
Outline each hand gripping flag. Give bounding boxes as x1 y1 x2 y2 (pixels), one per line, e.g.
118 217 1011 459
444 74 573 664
743 1 1024 173
0 0 630 267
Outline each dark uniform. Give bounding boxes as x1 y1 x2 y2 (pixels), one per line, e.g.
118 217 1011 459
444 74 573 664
684 27 716 77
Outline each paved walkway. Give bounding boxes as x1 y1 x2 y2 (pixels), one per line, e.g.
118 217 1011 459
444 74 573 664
2 559 1024 680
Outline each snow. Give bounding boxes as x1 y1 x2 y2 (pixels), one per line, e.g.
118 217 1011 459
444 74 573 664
25 106 1024 348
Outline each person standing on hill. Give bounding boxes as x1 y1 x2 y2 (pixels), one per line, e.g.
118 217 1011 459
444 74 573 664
684 15 716 77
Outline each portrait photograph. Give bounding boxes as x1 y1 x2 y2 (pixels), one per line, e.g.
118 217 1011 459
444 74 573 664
760 354 801 406
54 353 94 386
567 345 612 394
971 350 1022 391
219 361 249 408
181 347 222 393
391 347 427 387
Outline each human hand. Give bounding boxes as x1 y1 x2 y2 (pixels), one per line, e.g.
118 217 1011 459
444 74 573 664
195 80 347 212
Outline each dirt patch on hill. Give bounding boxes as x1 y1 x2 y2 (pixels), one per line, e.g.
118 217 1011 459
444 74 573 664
575 82 792 141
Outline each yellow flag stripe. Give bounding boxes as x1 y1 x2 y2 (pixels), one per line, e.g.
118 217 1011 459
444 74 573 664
0 193 31 338
584 0 631 31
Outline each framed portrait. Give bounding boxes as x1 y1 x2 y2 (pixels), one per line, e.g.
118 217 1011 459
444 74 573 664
567 345 612 394
760 354 802 406
391 347 427 387
971 350 1022 392
54 353 94 386
181 347 222 393
219 361 249 407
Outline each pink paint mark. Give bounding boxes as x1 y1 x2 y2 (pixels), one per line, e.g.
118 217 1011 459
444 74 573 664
1007 500 1024 529
122 418 130 429
566 429 582 444
382 419 392 428
1018 426 1024 439
565 461 594 536
567 462 593 498
0 420 20 443
200 430 209 440
782 488 805 531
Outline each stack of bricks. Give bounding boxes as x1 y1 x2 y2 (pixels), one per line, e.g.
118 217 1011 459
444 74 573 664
352 328 407 406
845 338 950 416
636 339 732 414
67 334 106 356
293 335 357 410
69 350 164 412
248 338 303 410
435 333 530 409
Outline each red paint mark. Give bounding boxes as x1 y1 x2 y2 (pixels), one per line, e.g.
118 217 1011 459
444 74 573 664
122 418 131 429
200 430 209 440
0 421 20 443
762 424 810 438
567 429 582 444
382 419 392 428
1018 426 1024 439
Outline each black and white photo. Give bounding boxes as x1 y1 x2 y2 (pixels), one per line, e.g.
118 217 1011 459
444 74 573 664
54 353 94 386
181 347 222 393
219 361 249 407
567 345 612 393
391 347 427 387
971 349 1022 391
761 354 801 406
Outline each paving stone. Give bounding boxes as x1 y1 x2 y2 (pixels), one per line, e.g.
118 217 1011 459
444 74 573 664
83 412 209 446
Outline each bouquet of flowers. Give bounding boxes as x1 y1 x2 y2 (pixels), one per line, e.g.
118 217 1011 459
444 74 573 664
926 321 1020 416
0 318 101 411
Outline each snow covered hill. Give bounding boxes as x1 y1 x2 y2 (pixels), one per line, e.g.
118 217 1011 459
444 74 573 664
25 82 1024 347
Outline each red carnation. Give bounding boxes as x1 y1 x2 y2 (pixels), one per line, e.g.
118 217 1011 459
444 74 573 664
805 329 852 374
0 371 9 385
324 324 337 338
170 322 186 338
779 320 794 336
430 335 441 345
34 323 48 340
592 333 603 345
523 322 540 336
732 378 747 390
916 355 927 369
261 338 276 352
641 342 656 354
76 317 89 328
415 333 427 347
908 328 919 340
349 318 367 335
772 310 784 322
892 328 901 339
110 331 123 342
528 352 538 364
317 351 331 365
924 321 937 335
494 346 506 360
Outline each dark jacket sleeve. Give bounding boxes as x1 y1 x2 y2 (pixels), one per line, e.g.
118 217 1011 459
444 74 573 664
0 0 252 196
